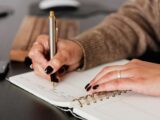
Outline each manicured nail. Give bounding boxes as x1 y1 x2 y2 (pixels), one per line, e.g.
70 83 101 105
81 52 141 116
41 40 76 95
58 65 69 74
50 73 59 83
93 85 99 90
25 57 32 66
45 66 53 74
86 86 92 91
85 83 90 89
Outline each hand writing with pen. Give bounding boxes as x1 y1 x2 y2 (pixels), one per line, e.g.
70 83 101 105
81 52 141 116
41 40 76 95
28 35 83 82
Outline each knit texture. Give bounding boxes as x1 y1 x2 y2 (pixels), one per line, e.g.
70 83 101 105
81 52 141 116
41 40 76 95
71 0 160 70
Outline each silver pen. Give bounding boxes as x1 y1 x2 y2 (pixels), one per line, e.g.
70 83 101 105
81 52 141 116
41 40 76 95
49 11 68 83
49 11 59 84
49 11 57 59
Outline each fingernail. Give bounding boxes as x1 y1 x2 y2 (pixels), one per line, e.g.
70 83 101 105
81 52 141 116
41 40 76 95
86 86 92 91
85 83 90 89
45 66 54 74
58 65 69 74
25 57 32 66
93 85 99 90
50 73 59 83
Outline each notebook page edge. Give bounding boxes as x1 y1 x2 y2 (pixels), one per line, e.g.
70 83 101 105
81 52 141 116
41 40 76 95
8 72 72 108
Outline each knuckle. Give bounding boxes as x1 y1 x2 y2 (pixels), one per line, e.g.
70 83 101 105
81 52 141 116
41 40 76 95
37 34 47 39
131 59 138 62
52 59 61 68
28 50 40 60
127 59 140 68
102 66 109 71
131 59 140 64
106 71 115 78
28 51 34 58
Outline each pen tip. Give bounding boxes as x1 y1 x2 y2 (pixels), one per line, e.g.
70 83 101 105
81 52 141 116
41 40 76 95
50 11 55 17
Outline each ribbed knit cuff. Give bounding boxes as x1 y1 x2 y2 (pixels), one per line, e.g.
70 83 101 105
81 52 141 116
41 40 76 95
70 28 108 70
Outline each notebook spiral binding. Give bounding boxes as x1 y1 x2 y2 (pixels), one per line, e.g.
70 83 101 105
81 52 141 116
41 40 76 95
72 90 128 108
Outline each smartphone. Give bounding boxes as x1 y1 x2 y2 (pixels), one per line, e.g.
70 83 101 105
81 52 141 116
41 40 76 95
0 61 9 79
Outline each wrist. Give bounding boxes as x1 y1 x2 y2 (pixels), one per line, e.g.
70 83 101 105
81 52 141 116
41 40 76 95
69 40 84 69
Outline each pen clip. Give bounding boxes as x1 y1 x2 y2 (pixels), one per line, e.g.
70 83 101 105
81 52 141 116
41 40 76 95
56 27 59 53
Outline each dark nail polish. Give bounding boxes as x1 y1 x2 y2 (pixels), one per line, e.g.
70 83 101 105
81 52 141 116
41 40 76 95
25 57 32 67
85 83 90 89
93 85 99 90
45 66 53 74
86 86 92 91
50 73 59 83
58 65 69 74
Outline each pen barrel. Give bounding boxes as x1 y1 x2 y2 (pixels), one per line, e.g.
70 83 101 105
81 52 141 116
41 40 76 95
49 17 56 59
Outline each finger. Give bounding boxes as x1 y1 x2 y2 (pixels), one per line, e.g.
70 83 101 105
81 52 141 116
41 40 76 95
90 70 130 87
32 62 50 80
45 51 69 74
89 65 127 87
57 65 69 75
29 44 48 68
55 63 79 77
67 63 80 72
89 78 134 94
36 35 49 51
56 63 79 76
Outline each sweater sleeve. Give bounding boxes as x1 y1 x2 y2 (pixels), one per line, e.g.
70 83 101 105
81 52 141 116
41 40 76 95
71 0 160 70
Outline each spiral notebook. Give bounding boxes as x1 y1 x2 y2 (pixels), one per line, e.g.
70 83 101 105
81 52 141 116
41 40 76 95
8 60 160 120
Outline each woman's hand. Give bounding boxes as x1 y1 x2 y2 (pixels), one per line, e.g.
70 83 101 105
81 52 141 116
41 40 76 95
28 35 83 81
85 59 160 96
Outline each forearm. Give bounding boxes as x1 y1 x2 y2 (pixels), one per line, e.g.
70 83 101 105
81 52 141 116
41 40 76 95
72 0 159 70
72 16 144 70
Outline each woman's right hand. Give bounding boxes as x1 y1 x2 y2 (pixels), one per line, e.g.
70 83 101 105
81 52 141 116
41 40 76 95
28 35 83 81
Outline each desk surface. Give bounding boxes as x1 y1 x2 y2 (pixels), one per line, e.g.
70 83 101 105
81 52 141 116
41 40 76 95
0 0 125 120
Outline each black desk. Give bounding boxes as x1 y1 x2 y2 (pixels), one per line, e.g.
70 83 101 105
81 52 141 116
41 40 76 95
0 0 125 120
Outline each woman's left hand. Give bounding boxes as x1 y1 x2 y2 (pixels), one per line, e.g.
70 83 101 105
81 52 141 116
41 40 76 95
86 59 160 96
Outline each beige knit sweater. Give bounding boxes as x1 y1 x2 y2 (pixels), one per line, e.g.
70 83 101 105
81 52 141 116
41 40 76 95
72 0 160 70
